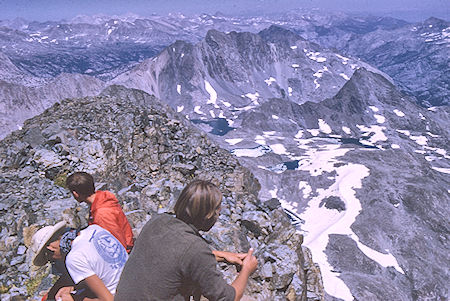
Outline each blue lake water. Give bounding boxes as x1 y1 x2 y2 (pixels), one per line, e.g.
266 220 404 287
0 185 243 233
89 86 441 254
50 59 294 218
191 118 234 136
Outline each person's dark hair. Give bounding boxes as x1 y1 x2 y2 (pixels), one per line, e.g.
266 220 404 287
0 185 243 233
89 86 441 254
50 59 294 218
174 180 222 231
66 172 95 197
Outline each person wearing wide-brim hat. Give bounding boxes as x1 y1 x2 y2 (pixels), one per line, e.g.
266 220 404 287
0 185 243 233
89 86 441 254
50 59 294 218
31 221 77 301
30 221 128 301
31 221 67 266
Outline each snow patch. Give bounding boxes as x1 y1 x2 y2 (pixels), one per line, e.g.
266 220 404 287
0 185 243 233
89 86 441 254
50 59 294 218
176 106 184 113
318 119 332 134
432 167 450 174
391 144 400 149
307 129 320 136
272 115 279 120
264 77 277 86
307 51 327 62
297 144 350 176
299 181 312 198
205 80 217 105
290 45 298 49
342 126 351 135
335 54 350 64
357 125 387 143
295 130 304 139
374 114 386 124
263 131 276 136
369 106 379 112
231 145 270 158
314 79 320 89
270 144 288 155
255 135 266 145
176 84 181 95
194 106 205 115
220 100 231 107
225 138 243 146
288 87 293 96
434 148 446 156
245 92 260 103
393 109 405 117
427 132 439 138
340 73 350 80
350 234 405 274
397 130 410 136
410 135 428 146
292 64 300 68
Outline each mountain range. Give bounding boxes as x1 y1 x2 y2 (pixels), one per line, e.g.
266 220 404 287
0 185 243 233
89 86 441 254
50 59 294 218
0 12 448 128
0 10 448 301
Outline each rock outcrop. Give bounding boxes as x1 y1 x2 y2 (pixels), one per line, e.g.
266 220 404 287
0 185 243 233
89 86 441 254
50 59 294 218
0 86 324 300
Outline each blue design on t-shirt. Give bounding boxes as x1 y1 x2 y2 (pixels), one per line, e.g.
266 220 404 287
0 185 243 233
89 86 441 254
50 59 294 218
93 230 127 269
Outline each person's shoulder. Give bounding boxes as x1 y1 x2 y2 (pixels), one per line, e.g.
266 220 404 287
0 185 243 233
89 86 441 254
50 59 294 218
78 224 111 241
93 191 118 206
142 213 175 231
142 214 198 239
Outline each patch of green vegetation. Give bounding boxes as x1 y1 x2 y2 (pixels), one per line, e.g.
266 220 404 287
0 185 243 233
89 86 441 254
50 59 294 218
25 271 49 297
54 171 68 188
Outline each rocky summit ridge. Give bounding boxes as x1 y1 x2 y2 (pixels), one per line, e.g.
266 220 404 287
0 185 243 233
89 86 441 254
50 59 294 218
0 86 324 300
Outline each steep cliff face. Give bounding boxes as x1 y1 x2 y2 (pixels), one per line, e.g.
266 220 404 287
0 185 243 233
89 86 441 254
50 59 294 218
0 86 324 300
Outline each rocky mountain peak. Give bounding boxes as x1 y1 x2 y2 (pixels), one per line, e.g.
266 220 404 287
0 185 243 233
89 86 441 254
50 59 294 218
0 86 325 300
334 67 399 107
422 16 448 27
258 25 305 46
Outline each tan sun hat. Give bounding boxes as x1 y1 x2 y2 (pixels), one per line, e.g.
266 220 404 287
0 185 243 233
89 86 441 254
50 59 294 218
31 221 67 266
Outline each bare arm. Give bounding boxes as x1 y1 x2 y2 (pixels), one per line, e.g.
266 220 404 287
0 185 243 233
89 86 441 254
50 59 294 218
231 248 258 301
80 274 114 301
55 286 75 300
212 250 247 265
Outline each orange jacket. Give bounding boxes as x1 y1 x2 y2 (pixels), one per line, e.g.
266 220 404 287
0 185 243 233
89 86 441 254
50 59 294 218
88 190 134 253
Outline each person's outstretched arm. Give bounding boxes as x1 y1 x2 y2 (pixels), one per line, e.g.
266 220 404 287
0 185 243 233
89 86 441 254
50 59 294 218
231 248 258 301
212 250 247 265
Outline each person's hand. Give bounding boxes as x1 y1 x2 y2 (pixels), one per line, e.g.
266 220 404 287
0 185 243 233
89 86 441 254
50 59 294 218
224 252 247 266
55 286 75 301
213 250 247 266
241 248 258 275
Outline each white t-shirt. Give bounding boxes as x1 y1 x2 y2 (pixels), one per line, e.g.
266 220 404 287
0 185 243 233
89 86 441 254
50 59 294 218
66 224 128 294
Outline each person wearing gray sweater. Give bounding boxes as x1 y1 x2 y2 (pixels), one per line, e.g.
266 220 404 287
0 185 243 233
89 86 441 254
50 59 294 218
115 180 257 301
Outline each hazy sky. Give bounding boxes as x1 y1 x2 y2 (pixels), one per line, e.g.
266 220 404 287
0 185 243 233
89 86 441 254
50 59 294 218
0 0 448 22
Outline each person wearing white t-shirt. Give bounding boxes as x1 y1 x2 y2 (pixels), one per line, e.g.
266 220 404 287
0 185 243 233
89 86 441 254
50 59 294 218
31 222 128 301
